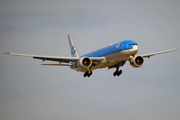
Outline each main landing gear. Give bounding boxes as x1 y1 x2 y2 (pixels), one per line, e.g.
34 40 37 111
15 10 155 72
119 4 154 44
83 71 92 77
113 67 122 77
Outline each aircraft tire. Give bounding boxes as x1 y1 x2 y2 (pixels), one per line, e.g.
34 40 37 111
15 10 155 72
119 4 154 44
113 71 118 76
113 70 122 76
117 70 122 76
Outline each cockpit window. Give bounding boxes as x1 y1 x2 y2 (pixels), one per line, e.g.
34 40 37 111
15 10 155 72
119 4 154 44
129 43 137 46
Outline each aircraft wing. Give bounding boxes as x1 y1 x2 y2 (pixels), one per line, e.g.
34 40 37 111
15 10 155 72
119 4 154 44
140 48 177 58
5 53 103 64
5 53 79 63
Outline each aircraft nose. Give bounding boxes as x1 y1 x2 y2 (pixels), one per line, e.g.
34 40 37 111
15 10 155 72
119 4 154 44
132 45 138 54
133 45 138 50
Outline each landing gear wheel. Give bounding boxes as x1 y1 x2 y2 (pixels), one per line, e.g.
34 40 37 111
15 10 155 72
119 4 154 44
113 71 118 76
84 73 87 77
84 71 92 77
117 70 122 76
113 70 122 77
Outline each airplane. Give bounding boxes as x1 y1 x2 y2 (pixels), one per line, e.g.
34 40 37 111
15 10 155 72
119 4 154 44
5 34 176 77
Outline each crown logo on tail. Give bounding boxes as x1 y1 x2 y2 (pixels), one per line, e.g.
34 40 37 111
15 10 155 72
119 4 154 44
71 46 76 55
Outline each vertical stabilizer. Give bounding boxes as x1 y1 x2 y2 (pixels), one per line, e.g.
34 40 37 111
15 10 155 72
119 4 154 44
68 34 80 57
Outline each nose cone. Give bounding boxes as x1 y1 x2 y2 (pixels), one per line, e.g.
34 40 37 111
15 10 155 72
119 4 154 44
132 45 139 55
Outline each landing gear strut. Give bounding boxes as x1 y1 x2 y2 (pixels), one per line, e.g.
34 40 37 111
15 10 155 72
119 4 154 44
113 66 122 77
84 71 92 77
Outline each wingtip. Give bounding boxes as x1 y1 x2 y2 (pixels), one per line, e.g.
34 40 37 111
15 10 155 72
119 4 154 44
171 48 177 51
4 52 10 54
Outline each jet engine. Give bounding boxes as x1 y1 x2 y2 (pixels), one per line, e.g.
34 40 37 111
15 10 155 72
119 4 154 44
77 57 92 69
130 56 145 68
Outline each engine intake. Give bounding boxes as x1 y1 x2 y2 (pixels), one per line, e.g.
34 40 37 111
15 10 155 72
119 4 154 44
77 57 92 68
130 56 145 68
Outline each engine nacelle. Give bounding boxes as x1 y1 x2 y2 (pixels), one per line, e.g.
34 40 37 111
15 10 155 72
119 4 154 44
77 57 92 69
130 56 145 68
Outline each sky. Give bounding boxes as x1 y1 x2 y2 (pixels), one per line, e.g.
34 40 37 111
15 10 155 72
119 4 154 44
0 0 180 120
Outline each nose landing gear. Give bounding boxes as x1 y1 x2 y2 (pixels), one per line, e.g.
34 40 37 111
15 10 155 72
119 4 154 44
113 66 122 77
113 70 122 76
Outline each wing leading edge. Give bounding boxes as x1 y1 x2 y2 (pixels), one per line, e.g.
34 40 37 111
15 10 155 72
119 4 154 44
140 48 177 58
4 53 102 65
5 53 79 63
